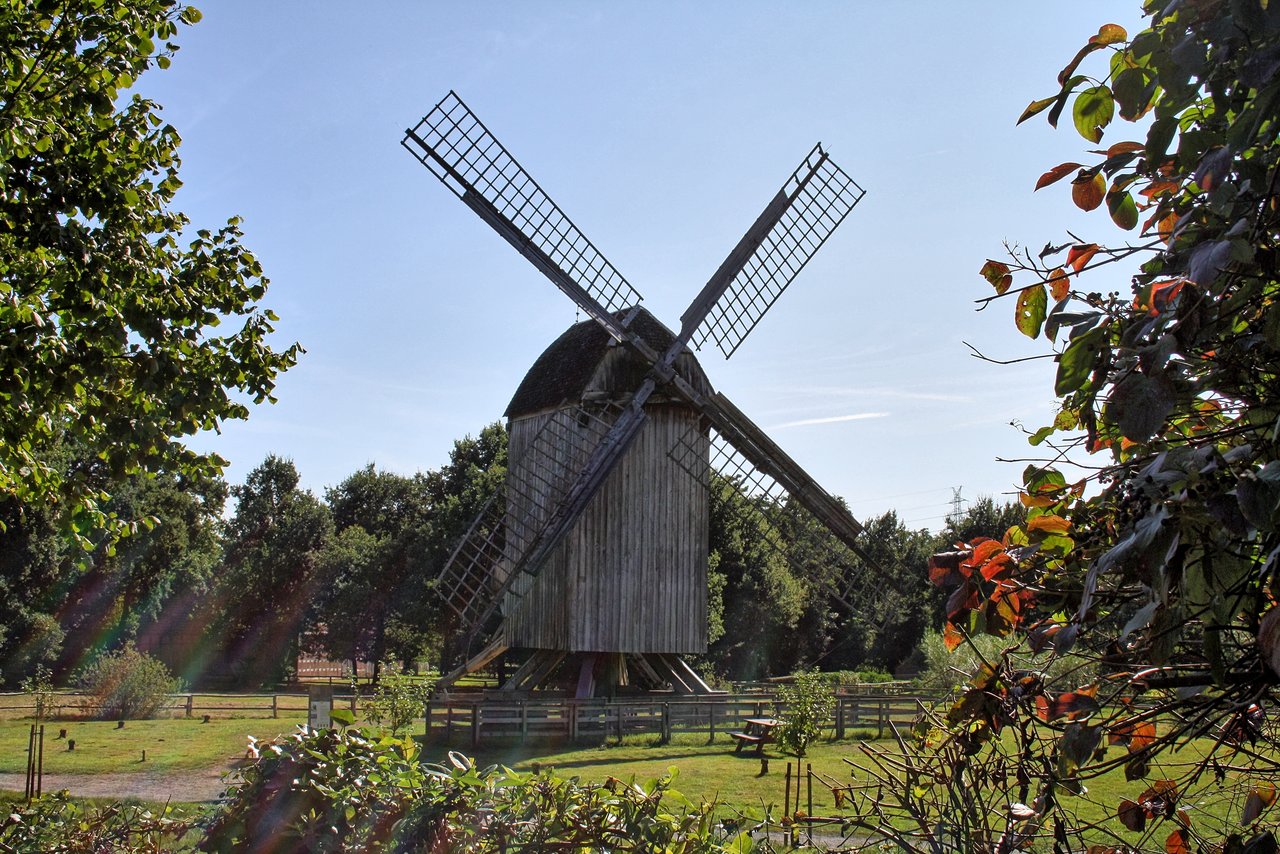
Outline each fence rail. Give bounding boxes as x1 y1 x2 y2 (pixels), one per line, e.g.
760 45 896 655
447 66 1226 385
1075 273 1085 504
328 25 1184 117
0 691 359 720
427 693 934 747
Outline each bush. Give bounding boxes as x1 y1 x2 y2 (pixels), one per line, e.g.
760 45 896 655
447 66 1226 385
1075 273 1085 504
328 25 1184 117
775 669 836 757
203 727 746 852
363 665 436 735
77 644 183 720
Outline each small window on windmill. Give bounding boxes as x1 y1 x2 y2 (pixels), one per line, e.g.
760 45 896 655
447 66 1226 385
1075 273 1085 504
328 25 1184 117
576 409 591 429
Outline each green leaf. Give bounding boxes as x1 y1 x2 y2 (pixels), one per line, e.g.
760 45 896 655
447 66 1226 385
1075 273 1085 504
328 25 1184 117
1018 96 1058 125
1015 285 1048 339
1073 86 1115 142
330 708 355 726
980 259 1013 294
1108 370 1175 440
1055 327 1106 395
1107 186 1139 230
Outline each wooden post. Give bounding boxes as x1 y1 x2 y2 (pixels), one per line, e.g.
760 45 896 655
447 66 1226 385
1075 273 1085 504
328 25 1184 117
520 701 528 744
783 761 792 824
445 703 454 743
806 763 813 846
471 704 480 749
661 703 671 744
424 698 433 743
186 694 194 718
568 700 578 742
835 697 845 740
879 699 886 738
707 701 715 743
272 694 278 719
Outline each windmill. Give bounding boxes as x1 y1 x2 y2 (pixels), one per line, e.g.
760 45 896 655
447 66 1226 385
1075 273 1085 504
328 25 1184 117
403 92 876 696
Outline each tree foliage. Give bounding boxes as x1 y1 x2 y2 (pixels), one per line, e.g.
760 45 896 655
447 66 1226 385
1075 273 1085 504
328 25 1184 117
919 1 1280 848
0 0 299 542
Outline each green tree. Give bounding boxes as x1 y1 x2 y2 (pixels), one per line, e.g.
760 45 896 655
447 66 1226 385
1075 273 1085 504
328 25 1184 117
705 476 806 681
0 1 300 544
211 455 331 685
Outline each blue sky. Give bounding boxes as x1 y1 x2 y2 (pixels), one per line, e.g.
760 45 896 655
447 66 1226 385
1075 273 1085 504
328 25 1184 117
143 2 1145 529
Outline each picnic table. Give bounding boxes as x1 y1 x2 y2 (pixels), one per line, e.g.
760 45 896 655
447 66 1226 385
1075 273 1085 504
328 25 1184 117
729 717 779 754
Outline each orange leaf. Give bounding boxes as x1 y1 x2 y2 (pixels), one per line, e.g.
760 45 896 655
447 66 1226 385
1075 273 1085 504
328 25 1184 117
1165 828 1190 854
1048 267 1071 301
1072 172 1106 211
1036 162 1084 191
1243 782 1278 825
1157 211 1179 242
942 621 965 651
1066 244 1099 272
1028 514 1071 534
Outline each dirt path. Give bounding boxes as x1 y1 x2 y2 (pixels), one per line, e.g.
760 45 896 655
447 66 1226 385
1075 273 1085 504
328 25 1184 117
0 761 240 803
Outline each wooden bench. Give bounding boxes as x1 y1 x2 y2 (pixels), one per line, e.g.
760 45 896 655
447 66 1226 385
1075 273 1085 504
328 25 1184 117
730 717 778 754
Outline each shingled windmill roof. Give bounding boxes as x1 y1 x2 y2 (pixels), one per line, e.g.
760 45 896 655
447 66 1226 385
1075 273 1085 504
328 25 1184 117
505 307 708 418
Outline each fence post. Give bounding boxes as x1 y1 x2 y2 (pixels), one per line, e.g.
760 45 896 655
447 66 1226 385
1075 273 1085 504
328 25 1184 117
186 694 194 718
521 701 528 744
568 701 578 743
835 697 845 740
424 698 432 742
878 699 886 739
471 703 480 749
707 701 715 744
272 694 278 719
661 703 671 744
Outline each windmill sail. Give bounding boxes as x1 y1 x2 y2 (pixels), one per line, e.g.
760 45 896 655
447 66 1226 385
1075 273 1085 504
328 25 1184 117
668 418 891 615
436 401 624 648
403 91 643 339
680 144 865 358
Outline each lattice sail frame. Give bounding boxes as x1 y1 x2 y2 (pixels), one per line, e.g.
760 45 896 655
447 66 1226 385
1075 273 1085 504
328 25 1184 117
690 144 865 358
668 425 893 616
403 91 643 318
435 402 623 640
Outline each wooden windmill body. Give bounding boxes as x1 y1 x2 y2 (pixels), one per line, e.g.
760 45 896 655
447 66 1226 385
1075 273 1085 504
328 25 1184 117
403 92 876 696
503 309 712 658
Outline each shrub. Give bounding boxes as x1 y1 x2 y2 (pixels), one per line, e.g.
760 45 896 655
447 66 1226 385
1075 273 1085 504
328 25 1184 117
19 664 57 721
363 665 436 735
77 644 183 720
776 669 836 757
203 727 746 852
0 791 196 851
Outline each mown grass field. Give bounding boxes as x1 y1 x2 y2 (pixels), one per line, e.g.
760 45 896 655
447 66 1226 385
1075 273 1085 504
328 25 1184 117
2 705 1273 849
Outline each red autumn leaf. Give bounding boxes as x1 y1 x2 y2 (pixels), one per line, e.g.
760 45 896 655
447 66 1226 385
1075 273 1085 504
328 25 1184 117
1118 798 1146 832
1140 179 1182 200
928 550 969 587
1066 243 1099 272
1037 690 1101 722
1036 162 1085 191
1048 267 1071 301
968 538 1004 566
1165 828 1191 854
1111 719 1157 752
1157 211 1179 242
1105 140 1144 156
942 620 965 651
979 553 1016 582
1072 172 1107 211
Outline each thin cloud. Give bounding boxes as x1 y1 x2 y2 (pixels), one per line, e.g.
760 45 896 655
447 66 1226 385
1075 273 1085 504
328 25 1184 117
771 412 890 430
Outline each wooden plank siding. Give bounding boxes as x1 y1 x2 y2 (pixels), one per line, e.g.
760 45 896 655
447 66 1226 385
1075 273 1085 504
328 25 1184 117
504 403 709 653
499 335 716 660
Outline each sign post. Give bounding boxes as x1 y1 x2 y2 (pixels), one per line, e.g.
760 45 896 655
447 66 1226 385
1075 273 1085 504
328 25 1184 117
308 684 333 732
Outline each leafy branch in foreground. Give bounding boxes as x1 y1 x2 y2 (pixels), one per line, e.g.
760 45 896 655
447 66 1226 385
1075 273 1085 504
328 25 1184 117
903 2 1280 850
0 1 301 545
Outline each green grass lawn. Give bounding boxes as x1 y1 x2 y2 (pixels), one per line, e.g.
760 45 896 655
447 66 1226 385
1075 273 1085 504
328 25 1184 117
0 716 308 775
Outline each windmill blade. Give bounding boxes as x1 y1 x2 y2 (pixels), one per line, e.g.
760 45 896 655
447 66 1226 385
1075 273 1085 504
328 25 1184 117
667 417 896 614
403 91 643 341
701 391 868 556
680 144 865 359
436 400 626 644
436 387 657 652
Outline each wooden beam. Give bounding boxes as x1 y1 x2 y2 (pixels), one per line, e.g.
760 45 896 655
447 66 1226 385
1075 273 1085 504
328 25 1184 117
575 653 599 699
